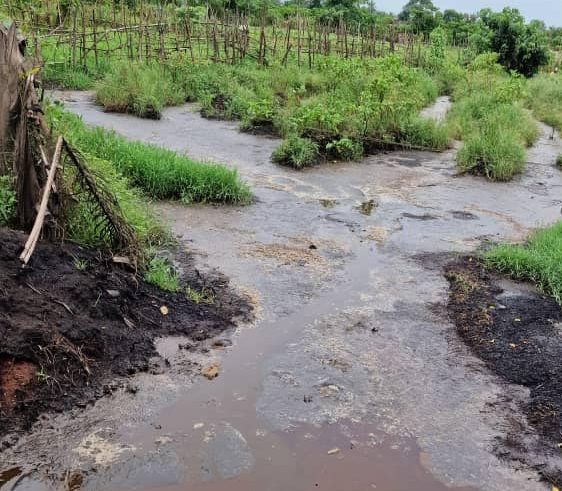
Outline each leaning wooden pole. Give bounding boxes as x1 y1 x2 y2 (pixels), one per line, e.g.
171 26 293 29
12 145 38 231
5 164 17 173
20 136 63 264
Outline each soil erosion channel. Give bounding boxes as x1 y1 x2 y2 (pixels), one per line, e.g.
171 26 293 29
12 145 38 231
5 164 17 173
2 93 562 490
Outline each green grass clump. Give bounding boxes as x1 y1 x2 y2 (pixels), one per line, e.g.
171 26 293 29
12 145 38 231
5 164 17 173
447 62 538 181
557 154 562 167
47 104 251 204
272 136 319 169
144 256 180 292
0 175 16 226
526 73 562 131
96 63 185 119
456 126 525 181
486 221 562 304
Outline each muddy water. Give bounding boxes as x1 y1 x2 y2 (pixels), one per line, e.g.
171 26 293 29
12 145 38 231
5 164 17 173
3 92 562 491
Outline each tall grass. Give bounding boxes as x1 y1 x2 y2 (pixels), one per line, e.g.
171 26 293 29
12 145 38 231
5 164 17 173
526 73 562 131
486 222 562 304
446 55 538 181
95 63 185 119
92 56 447 167
46 104 251 204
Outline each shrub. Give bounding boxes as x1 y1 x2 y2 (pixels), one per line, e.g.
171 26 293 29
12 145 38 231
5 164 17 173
557 154 562 167
47 104 251 204
95 63 185 119
0 176 16 226
272 136 319 169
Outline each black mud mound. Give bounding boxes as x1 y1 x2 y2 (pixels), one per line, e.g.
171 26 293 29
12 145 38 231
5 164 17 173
0 228 250 445
445 257 562 485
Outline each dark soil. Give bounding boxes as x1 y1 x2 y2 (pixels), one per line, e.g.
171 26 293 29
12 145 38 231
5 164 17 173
0 228 250 446
445 257 562 485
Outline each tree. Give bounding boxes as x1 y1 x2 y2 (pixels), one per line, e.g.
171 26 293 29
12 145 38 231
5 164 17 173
482 8 549 77
398 0 438 37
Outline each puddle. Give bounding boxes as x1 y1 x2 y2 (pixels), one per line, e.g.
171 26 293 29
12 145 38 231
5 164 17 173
5 91 562 491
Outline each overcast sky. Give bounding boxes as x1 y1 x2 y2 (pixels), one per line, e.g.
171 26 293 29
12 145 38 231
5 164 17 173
375 0 562 27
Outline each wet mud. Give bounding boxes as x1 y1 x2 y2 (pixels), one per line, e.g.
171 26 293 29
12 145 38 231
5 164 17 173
0 228 248 445
446 257 562 486
2 92 562 490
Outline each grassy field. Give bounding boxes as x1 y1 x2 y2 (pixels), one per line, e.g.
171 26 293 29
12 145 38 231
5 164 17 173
486 222 562 304
47 104 251 204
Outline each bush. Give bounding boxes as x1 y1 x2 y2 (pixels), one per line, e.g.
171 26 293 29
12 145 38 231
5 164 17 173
486 221 562 304
272 136 319 169
0 176 16 226
557 154 562 167
47 104 251 204
95 63 185 119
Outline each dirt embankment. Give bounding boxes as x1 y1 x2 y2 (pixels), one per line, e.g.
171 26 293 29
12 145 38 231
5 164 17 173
0 228 250 446
445 258 562 486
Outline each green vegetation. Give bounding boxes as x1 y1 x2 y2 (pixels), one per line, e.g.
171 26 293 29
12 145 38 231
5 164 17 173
47 104 251 204
272 136 319 168
144 256 180 292
0 175 16 226
526 74 562 131
63 153 164 249
185 286 215 305
486 222 562 304
96 63 185 119
445 54 538 181
557 154 562 167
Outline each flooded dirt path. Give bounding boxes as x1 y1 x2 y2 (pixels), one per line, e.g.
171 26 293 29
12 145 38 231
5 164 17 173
2 93 562 490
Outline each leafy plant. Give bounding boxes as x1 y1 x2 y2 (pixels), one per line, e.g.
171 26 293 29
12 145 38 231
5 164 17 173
326 138 363 160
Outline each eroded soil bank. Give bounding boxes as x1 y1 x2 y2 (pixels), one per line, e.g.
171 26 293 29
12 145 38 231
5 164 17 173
2 92 562 491
0 228 249 445
446 257 562 485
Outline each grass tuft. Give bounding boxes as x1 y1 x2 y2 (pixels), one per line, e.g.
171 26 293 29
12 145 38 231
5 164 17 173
144 256 180 292
486 222 562 304
557 154 562 167
272 136 319 169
